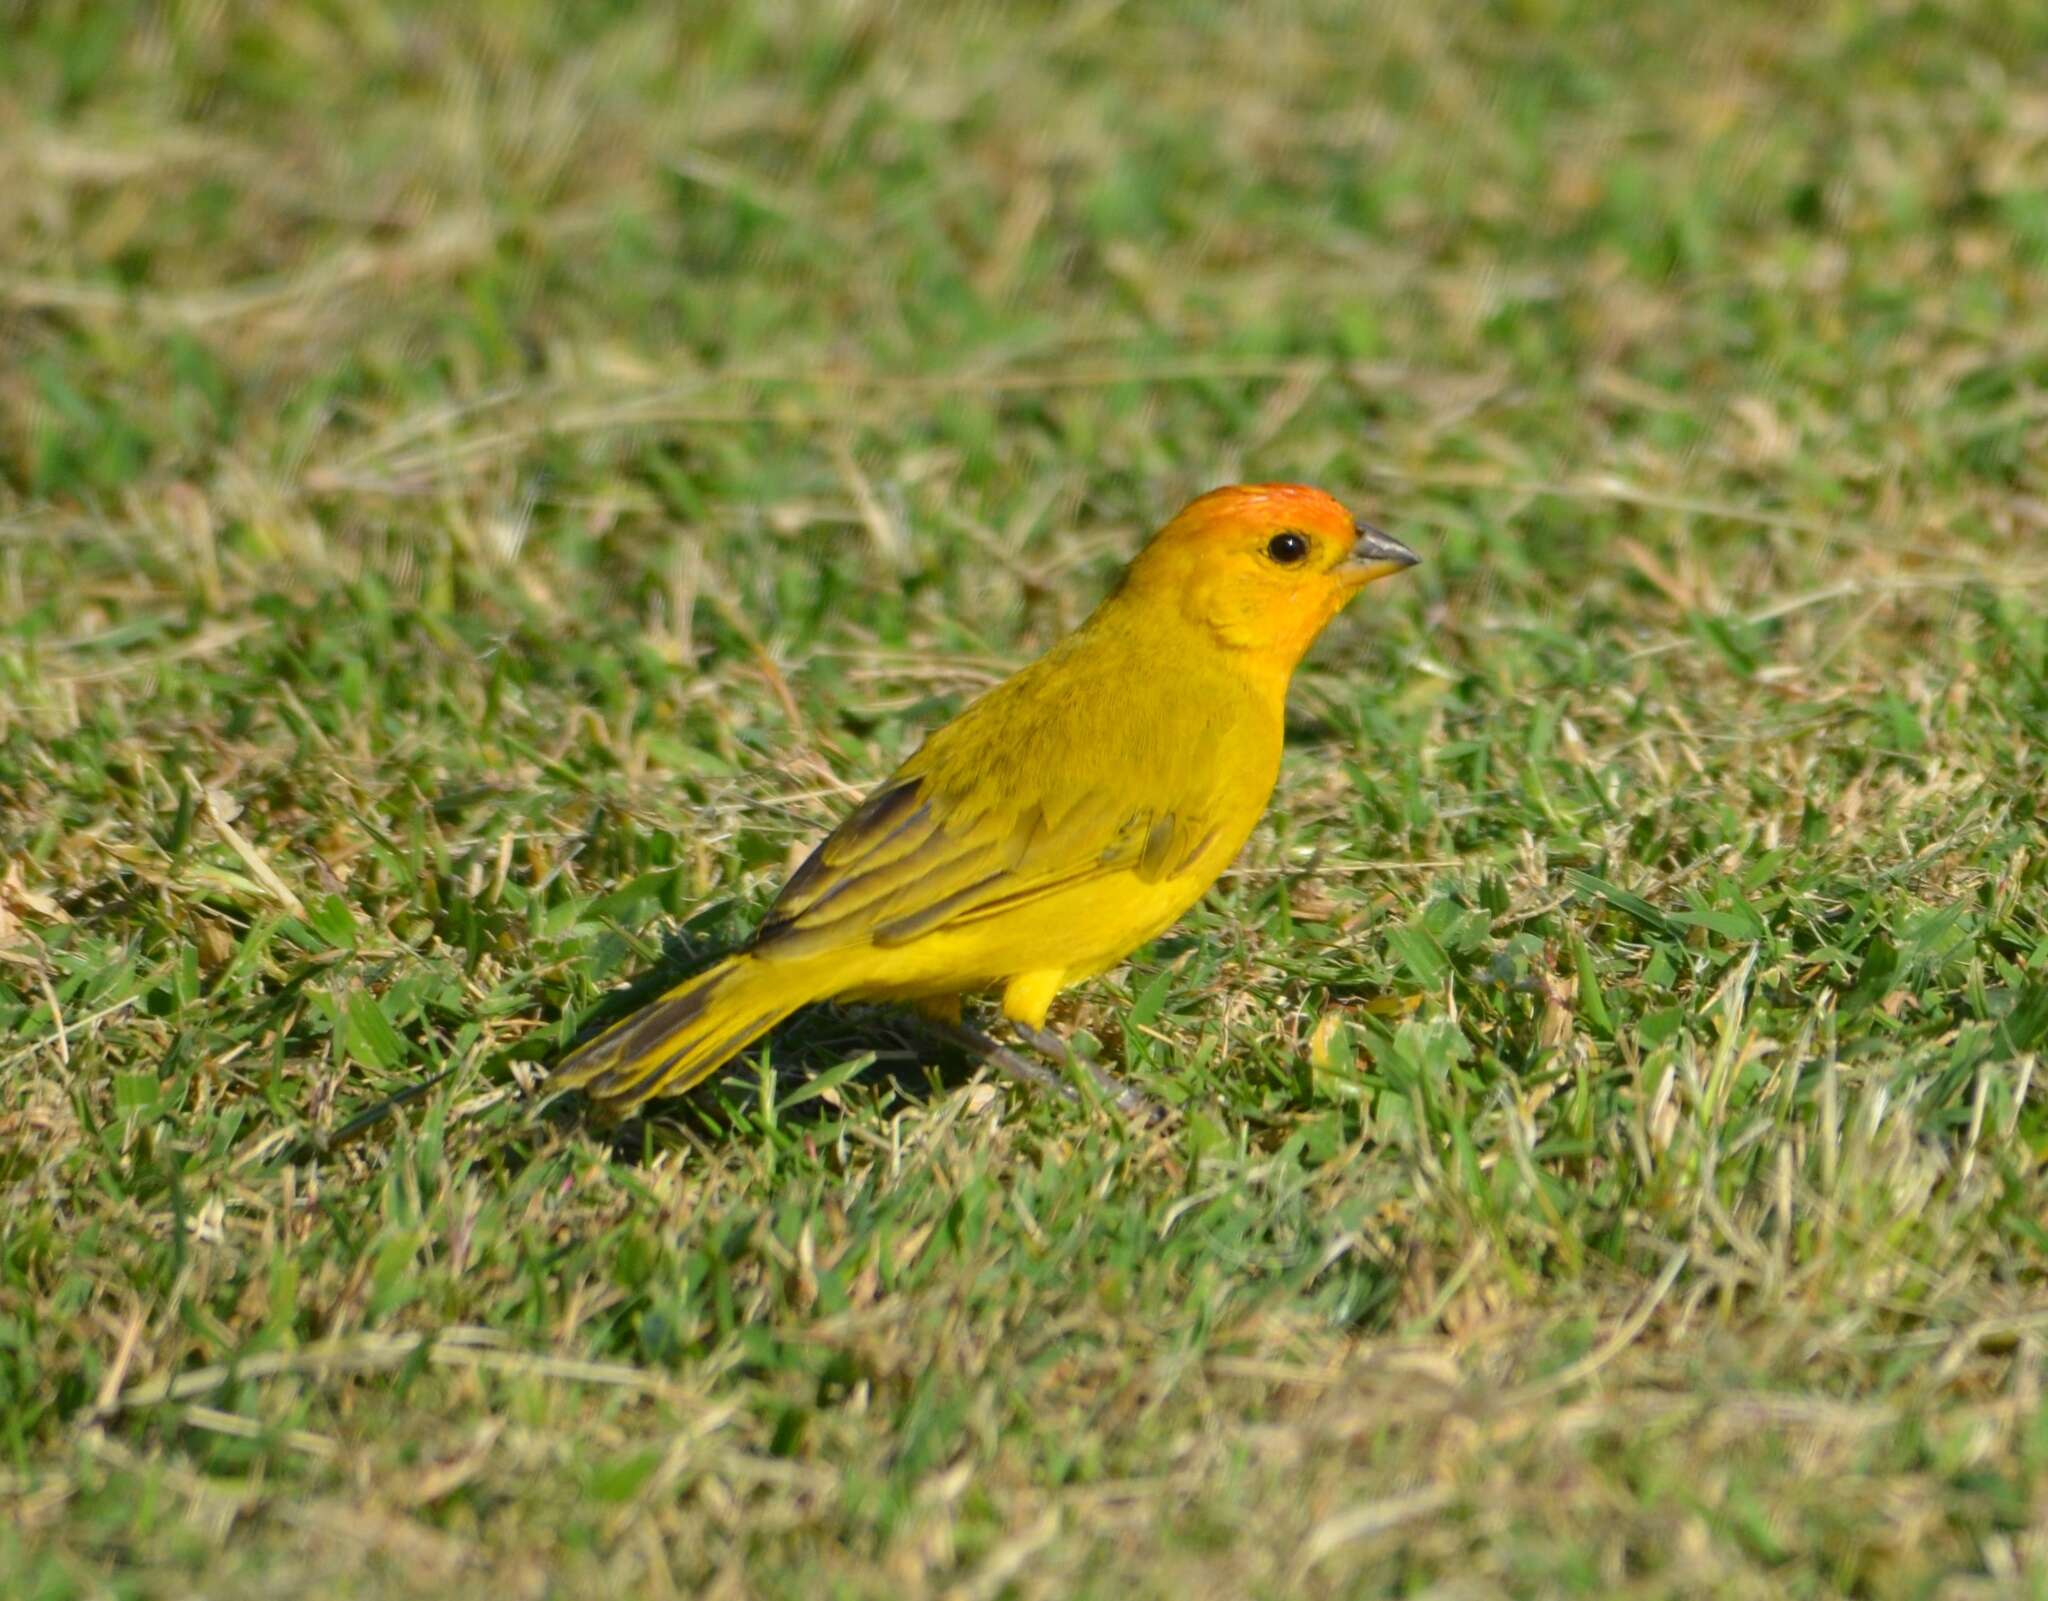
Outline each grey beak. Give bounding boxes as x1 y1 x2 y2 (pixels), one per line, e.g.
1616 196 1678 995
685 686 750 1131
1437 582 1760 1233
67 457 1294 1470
1347 521 1420 571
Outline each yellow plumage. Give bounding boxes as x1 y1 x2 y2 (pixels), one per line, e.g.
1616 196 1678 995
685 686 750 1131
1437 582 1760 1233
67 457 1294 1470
551 482 1418 1111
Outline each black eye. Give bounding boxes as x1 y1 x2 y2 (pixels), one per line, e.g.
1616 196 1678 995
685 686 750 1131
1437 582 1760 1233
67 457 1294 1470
1266 531 1310 565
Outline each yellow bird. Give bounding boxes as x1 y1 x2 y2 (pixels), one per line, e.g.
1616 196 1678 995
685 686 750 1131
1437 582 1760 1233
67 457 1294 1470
552 483 1418 1112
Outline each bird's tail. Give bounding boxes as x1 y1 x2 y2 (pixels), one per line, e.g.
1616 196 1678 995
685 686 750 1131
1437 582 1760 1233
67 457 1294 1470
550 952 810 1111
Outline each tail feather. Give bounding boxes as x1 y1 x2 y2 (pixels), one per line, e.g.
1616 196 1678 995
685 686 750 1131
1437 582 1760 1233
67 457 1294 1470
551 954 806 1110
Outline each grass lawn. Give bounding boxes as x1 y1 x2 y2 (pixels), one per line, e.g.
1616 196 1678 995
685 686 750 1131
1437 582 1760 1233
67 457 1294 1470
5 2 2048 1595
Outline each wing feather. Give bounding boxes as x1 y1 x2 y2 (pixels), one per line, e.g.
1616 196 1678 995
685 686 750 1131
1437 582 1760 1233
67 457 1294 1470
749 646 1258 959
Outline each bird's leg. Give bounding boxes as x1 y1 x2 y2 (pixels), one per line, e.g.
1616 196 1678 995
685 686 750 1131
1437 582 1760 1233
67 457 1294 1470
912 995 1075 1100
924 1016 1163 1122
992 972 1164 1121
935 1018 1078 1101
1010 1021 1162 1121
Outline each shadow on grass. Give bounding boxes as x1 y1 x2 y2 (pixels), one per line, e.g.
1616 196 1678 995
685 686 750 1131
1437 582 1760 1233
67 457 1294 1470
580 1008 1002 1164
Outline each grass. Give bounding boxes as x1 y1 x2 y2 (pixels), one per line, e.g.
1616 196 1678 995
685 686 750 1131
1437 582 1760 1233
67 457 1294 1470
4 1 2048 1595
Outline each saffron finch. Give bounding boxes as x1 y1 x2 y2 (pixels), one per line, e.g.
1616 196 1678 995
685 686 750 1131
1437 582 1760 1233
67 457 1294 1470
553 483 1419 1112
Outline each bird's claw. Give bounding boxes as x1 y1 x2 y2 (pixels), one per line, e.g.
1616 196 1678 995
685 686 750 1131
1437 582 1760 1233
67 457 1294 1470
939 1019 1168 1125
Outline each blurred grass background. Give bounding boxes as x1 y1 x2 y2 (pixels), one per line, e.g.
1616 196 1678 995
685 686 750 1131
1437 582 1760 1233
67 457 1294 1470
5 1 2048 1596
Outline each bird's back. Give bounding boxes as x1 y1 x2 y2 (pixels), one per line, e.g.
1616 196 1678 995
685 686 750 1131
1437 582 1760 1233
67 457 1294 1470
754 606 1285 993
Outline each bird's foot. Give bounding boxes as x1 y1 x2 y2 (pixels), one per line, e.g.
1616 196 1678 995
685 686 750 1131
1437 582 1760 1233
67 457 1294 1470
940 1020 1075 1101
1010 1021 1165 1123
935 1019 1165 1124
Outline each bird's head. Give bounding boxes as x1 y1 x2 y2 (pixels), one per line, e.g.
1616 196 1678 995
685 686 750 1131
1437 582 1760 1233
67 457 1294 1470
1118 483 1420 671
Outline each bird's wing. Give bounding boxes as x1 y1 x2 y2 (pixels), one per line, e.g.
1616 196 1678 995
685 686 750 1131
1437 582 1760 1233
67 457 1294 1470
752 760 1222 958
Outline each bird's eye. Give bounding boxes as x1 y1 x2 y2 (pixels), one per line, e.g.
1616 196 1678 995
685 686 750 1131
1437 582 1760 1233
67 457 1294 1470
1265 531 1310 565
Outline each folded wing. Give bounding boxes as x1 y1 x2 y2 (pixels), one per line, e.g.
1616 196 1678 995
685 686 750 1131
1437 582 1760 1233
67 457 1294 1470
753 756 1221 960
